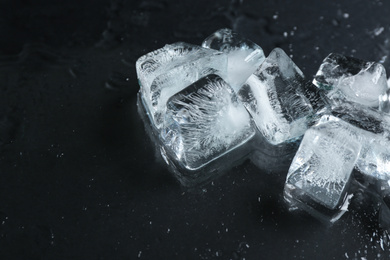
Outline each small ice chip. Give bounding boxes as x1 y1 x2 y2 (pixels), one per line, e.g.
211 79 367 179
313 53 388 108
136 42 227 129
238 48 313 145
161 74 255 170
202 28 265 91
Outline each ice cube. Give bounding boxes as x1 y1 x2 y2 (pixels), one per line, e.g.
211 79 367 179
285 116 361 214
202 28 265 91
320 106 390 181
161 74 255 170
136 42 227 129
313 53 388 108
238 48 313 145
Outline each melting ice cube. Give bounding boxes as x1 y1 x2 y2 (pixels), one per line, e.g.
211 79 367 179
285 115 361 211
238 48 313 145
136 42 227 129
161 74 255 170
313 53 388 108
202 28 265 91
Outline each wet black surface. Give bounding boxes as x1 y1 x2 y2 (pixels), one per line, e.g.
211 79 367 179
1 0 390 259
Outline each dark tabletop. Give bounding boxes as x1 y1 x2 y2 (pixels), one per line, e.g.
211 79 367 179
1 0 390 259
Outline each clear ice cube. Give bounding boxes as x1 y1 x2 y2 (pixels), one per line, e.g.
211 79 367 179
285 116 361 210
161 74 255 170
313 53 388 108
320 105 390 181
238 48 313 145
202 28 265 91
136 42 227 129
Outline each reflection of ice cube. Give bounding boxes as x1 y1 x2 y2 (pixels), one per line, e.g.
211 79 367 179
285 117 361 210
313 53 388 108
202 28 265 91
136 42 227 129
379 194 390 230
238 48 313 145
161 74 255 170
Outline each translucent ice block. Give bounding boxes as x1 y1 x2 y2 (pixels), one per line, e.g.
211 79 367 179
238 48 313 145
136 42 227 129
320 105 390 181
285 117 361 212
161 74 256 170
202 28 265 91
313 53 388 108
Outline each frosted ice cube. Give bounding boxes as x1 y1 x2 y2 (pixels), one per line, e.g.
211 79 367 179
136 42 227 129
285 117 361 210
313 53 388 108
238 48 313 145
161 74 255 170
202 28 265 91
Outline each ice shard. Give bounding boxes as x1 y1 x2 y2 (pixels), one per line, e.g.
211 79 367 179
161 74 255 171
136 42 227 129
238 48 313 145
202 28 265 91
313 53 388 108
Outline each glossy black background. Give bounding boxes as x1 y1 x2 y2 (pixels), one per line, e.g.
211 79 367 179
1 0 390 259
